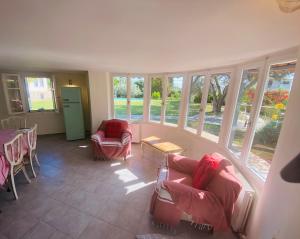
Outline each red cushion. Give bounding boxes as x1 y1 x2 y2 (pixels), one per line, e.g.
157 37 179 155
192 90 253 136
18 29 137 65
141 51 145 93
192 154 219 190
105 119 127 138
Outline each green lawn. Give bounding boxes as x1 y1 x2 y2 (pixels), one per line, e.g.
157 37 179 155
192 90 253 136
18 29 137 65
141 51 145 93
114 98 215 125
30 100 55 111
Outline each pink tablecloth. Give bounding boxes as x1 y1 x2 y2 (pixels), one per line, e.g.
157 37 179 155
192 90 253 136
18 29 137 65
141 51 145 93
0 129 28 186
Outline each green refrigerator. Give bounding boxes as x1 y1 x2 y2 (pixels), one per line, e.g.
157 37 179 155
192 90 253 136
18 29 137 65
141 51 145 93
61 87 85 140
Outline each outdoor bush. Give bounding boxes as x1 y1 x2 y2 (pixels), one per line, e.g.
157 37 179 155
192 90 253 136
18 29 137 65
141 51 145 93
263 90 289 105
253 121 282 148
152 91 161 99
169 90 180 99
207 94 214 103
193 94 202 103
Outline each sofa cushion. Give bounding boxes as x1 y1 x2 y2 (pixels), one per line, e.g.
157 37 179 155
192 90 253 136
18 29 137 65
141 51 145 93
192 154 219 190
105 119 127 138
168 168 192 186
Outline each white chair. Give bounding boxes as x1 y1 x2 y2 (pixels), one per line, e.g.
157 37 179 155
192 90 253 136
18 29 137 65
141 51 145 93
24 124 40 177
1 116 26 129
4 133 31 200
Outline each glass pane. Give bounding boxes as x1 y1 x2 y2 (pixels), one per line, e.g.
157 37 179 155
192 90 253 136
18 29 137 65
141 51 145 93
26 77 55 111
113 76 128 119
186 75 206 132
5 75 19 88
130 77 144 121
248 61 297 180
202 73 230 142
165 76 183 125
150 77 163 122
7 89 24 112
229 69 259 154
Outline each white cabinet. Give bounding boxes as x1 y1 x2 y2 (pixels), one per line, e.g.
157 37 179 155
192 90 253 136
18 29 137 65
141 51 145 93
2 73 26 114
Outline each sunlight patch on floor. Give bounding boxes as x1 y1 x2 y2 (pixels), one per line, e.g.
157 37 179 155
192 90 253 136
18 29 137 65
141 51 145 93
114 168 138 183
111 162 122 167
125 180 156 194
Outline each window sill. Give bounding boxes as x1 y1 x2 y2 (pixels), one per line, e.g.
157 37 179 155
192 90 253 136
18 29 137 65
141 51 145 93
184 127 197 134
224 148 264 194
163 122 178 128
26 110 60 114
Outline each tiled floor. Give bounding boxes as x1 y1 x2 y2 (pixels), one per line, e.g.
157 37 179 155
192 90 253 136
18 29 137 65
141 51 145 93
0 134 237 239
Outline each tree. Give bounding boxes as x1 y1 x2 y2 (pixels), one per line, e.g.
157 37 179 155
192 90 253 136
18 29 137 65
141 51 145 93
210 74 230 114
151 78 163 95
134 80 144 97
190 75 204 103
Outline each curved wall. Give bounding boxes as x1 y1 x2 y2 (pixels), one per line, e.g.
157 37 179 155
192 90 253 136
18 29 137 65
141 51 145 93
88 46 300 239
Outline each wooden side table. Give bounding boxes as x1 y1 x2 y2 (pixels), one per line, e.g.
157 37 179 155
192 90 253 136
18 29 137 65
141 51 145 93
141 136 184 161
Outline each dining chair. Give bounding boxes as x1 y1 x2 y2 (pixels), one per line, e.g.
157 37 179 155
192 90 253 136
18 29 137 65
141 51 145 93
4 133 31 200
24 124 40 177
1 116 26 129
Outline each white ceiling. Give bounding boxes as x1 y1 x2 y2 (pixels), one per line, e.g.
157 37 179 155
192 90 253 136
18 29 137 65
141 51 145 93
0 0 300 73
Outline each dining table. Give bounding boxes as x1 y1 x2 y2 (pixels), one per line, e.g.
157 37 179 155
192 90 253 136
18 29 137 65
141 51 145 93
0 129 28 186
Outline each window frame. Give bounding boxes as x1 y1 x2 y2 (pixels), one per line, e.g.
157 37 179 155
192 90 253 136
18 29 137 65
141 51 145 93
24 74 58 113
111 73 147 122
198 68 234 144
163 73 186 127
148 74 166 124
184 71 209 134
226 56 297 182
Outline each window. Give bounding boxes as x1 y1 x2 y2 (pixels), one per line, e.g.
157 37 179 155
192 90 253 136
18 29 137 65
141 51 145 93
2 74 25 114
165 76 184 125
112 75 145 121
185 75 206 132
130 76 144 120
229 69 259 154
113 76 128 119
202 73 230 142
247 61 296 179
25 76 57 111
150 76 163 122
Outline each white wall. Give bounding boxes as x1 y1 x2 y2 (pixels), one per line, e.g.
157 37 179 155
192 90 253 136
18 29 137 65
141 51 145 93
246 49 300 239
0 71 90 135
88 71 111 133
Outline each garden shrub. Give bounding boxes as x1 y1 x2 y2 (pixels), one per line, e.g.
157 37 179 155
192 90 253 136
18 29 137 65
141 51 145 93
152 91 161 99
253 121 282 148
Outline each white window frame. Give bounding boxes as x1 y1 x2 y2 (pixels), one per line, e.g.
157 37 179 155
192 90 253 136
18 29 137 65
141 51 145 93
148 74 166 124
184 71 209 134
163 73 186 127
225 55 297 183
111 73 146 122
197 68 234 144
24 74 58 113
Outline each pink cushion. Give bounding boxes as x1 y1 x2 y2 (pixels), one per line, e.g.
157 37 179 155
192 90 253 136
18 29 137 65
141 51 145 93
167 154 199 175
192 154 219 190
168 168 192 186
105 119 127 138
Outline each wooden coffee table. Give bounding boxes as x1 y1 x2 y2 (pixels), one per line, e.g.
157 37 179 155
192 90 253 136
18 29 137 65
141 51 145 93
141 136 184 160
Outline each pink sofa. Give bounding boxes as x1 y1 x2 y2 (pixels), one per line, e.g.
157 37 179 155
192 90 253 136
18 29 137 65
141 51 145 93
150 153 242 232
91 119 132 160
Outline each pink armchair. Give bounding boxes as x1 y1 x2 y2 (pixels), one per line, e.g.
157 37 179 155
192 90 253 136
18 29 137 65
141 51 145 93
91 119 132 160
150 153 242 232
